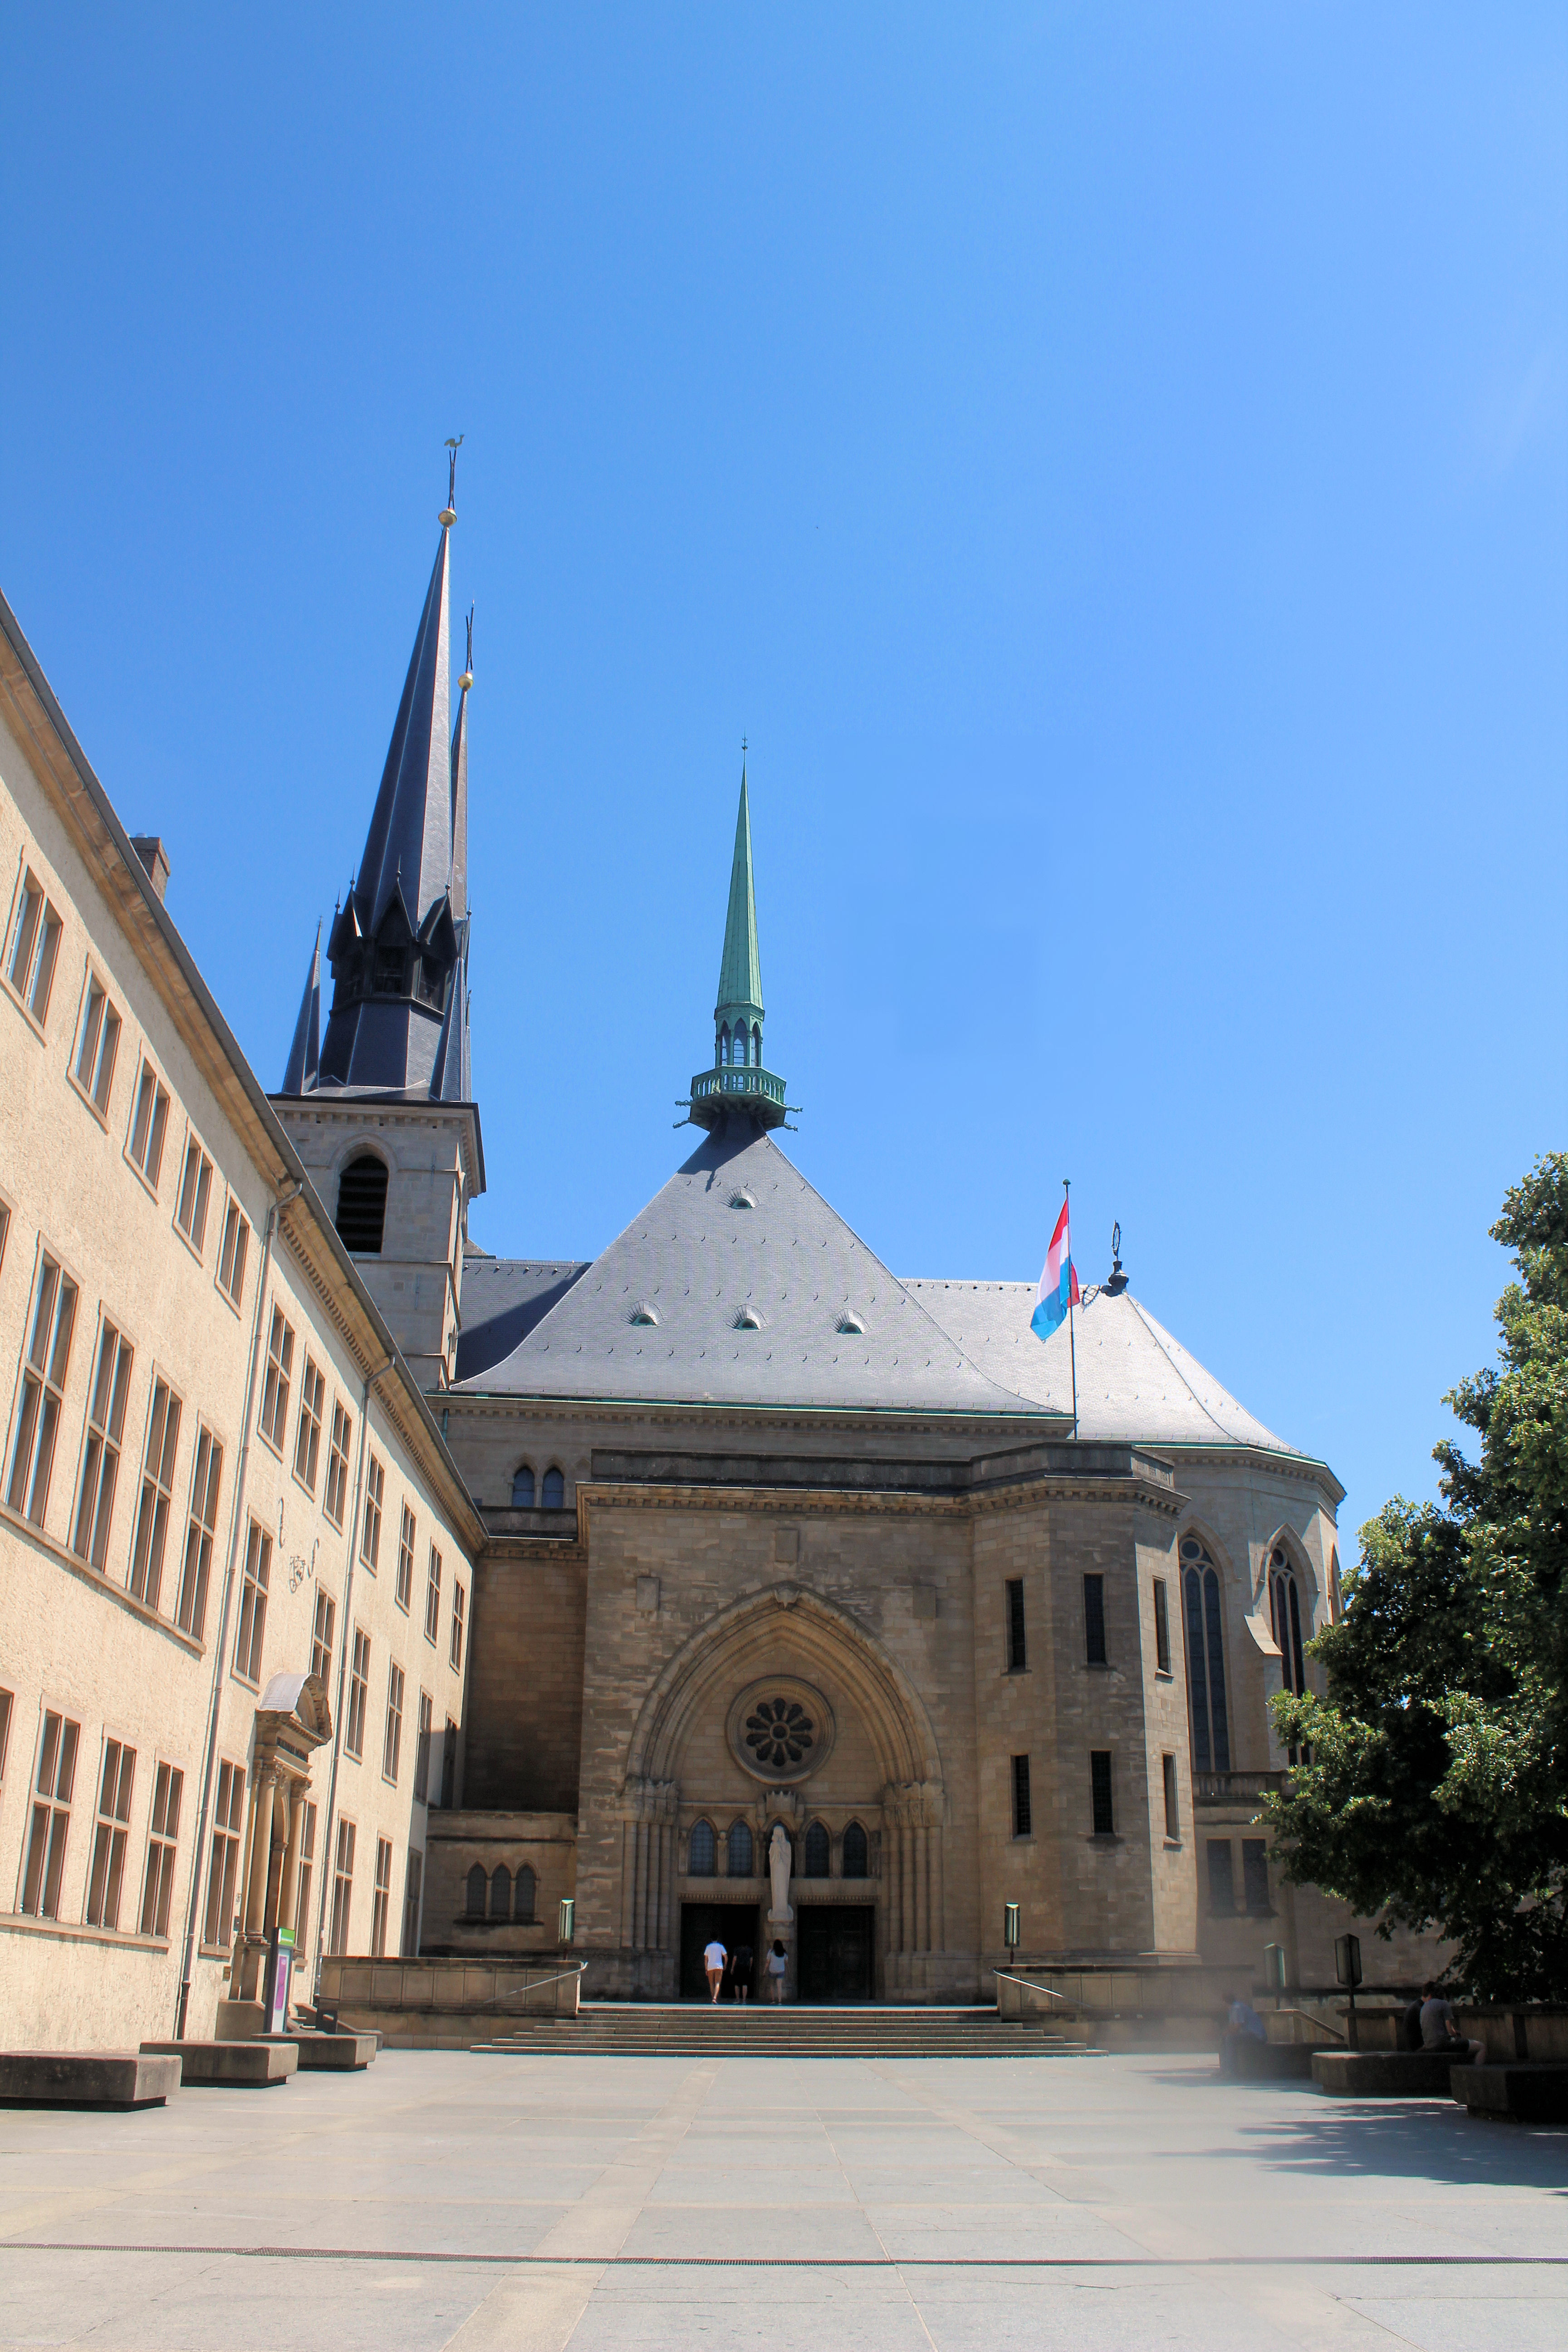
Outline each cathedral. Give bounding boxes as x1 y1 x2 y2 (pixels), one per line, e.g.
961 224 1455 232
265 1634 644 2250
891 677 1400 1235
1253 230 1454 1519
271 490 1394 2006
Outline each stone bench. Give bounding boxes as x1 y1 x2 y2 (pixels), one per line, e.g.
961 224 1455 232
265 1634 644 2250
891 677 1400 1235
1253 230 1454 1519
0 2050 182 2109
1450 2064 1568 2124
262 2030 377 2070
1222 2034 1334 2080
140 2038 297 2087
1311 2050 1465 2098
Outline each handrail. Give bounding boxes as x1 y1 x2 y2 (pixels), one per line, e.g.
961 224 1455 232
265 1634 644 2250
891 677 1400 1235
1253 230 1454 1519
469 1961 589 2011
990 1970 1074 2006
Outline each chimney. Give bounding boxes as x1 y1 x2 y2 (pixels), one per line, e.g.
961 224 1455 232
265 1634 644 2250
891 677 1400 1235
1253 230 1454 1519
130 836 171 903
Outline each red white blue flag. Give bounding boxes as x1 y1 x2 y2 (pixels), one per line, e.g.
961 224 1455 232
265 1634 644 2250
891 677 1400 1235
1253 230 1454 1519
1031 1195 1080 1340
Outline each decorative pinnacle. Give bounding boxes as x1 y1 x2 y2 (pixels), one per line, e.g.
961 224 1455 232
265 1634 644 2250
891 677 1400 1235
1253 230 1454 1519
440 435 463 526
460 602 474 691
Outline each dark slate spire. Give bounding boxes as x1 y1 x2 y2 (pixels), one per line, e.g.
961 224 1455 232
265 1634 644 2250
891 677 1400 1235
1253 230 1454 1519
686 755 792 1132
280 922 322 1094
317 481 475 1098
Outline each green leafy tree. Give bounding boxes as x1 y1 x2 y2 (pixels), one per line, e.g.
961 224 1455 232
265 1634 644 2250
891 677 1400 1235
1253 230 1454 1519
1264 1154 1568 1997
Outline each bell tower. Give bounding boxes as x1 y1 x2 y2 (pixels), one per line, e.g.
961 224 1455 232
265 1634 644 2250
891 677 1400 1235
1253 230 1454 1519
272 455 484 1390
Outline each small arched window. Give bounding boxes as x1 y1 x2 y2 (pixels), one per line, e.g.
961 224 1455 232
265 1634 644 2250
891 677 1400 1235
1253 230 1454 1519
514 1864 536 1923
336 1154 388 1254
490 1864 511 1921
735 1024 750 1067
718 1023 730 1067
1180 1535 1231 1777
1269 1545 1313 1765
727 1820 754 1877
842 1821 868 1880
511 1465 535 1509
688 1819 716 1877
751 1024 762 1065
802 1821 830 1878
465 1863 487 1918
541 1467 565 1509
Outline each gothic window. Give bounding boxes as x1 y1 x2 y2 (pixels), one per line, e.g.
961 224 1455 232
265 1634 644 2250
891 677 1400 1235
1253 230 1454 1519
1180 1536 1231 1776
490 1863 510 1920
511 1465 535 1508
751 1024 761 1064
718 1024 730 1067
842 1820 869 1879
802 1820 830 1878
416 957 444 1006
688 1819 716 1877
541 1466 565 1509
336 1155 388 1254
465 1863 486 1917
726 1819 754 1877
514 1864 536 1922
1269 1546 1312 1764
373 947 404 994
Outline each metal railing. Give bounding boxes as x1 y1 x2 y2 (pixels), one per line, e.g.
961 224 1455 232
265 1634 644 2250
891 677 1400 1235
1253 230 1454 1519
470 1961 588 2014
691 1066 787 1106
1191 1770 1287 1806
990 1970 1077 2010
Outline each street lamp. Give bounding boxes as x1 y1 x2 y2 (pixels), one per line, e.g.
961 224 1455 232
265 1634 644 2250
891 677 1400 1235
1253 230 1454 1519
1334 1932 1362 2050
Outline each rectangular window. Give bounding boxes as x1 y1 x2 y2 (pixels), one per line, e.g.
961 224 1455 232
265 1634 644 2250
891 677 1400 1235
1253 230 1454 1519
8 868 64 1024
450 1580 466 1672
1242 1839 1272 1916
1153 1578 1172 1675
440 1717 457 1809
1011 1752 1032 1839
371 1835 392 1957
1083 1573 1107 1666
294 1355 324 1490
259 1304 294 1451
346 1627 370 1758
1206 1838 1236 1915
1090 1750 1115 1836
233 1519 271 1685
127 1061 170 1188
129 1377 181 1607
0 1685 12 1783
217 1199 250 1307
85 1736 137 1928
174 1137 213 1254
138 1760 183 1939
383 1661 404 1784
395 1503 415 1612
329 1817 355 1955
360 1452 384 1570
0 1200 9 1276
7 1252 80 1526
414 1690 433 1802
323 1401 352 1526
1162 1753 1180 1841
176 1426 223 1639
296 1799 318 1949
310 1588 336 1686
424 1544 442 1645
72 1317 133 1568
202 1758 245 1947
74 974 122 1114
1004 1578 1026 1672
21 1710 80 1917
402 1847 423 1956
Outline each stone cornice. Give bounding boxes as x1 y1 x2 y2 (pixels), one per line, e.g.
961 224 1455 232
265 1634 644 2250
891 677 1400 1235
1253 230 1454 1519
1148 1442 1345 1511
443 1393 1068 1445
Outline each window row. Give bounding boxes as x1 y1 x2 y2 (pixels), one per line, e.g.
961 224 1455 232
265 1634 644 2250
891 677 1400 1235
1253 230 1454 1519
1009 1751 1122 1840
464 1861 538 1922
510 1463 566 1510
9 1694 187 1941
716 1020 763 1069
5 857 253 1308
340 1627 461 1802
685 1818 871 1880
1206 1836 1273 1917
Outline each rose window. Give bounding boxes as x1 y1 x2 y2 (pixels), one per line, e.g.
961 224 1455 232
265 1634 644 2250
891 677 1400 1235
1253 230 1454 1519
744 1697 815 1769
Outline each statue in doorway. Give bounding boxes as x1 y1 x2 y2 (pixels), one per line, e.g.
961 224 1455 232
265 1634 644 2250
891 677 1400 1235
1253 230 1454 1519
767 1822 794 1924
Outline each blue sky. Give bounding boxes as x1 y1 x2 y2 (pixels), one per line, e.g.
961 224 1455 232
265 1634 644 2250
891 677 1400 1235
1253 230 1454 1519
2 5 1563 1549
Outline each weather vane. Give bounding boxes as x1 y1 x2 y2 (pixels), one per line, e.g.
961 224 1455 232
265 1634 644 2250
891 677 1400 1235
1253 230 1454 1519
441 434 464 524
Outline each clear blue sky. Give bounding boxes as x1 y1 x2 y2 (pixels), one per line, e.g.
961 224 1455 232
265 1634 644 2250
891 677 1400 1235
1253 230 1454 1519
3 6 1563 1551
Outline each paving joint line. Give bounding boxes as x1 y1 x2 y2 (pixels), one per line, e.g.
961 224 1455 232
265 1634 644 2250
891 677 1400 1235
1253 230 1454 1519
4 2244 1566 2269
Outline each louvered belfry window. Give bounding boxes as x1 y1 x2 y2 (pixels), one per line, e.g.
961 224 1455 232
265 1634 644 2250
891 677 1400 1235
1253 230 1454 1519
336 1155 388 1254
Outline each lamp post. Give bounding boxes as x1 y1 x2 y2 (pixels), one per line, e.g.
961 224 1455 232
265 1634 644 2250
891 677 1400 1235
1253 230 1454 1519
1334 1932 1362 2050
1004 1902 1020 1951
558 1896 575 1947
1263 1941 1287 2011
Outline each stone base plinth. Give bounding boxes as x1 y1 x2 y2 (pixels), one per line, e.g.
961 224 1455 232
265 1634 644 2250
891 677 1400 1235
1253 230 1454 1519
0 2050 182 2108
263 2031 377 2070
1311 2050 1462 2098
141 2039 297 2087
1451 2064 1568 2123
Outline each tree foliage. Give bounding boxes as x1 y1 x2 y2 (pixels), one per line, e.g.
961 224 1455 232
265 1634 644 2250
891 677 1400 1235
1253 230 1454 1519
1264 1154 1568 1996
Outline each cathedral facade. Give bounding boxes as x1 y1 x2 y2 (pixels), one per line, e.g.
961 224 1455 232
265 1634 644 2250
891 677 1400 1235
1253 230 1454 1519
274 500 1408 2007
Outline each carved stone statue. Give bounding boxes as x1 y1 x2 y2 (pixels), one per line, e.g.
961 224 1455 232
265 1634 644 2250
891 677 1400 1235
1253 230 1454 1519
767 1822 794 1924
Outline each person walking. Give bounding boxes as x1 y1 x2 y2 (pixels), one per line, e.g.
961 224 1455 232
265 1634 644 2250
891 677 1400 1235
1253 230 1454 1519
703 1936 727 2004
766 1939 788 2004
731 1940 755 2004
1419 1982 1485 2066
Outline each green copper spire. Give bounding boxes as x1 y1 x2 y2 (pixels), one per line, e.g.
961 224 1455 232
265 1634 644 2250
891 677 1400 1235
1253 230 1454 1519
685 753 793 1133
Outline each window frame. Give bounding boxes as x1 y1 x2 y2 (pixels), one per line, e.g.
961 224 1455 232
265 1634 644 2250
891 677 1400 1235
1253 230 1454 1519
1010 1753 1032 1840
310 1586 337 1687
84 1732 137 1930
201 1755 245 1952
1083 1573 1108 1667
1152 1577 1172 1676
423 1543 442 1646
395 1502 415 1613
323 1398 352 1528
20 1705 82 1920
360 1451 384 1572
71 1308 135 1572
5 861 65 1035
69 963 122 1126
293 1353 325 1494
329 1816 356 1955
6 1241 82 1533
345 1626 370 1759
172 1126 215 1260
382 1660 404 1785
138 1757 185 1941
232 1516 272 1687
371 1835 393 1957
1004 1577 1026 1672
176 1422 224 1641
449 1578 466 1672
215 1195 250 1313
1161 1752 1180 1843
123 1055 172 1196
1089 1749 1116 1838
257 1302 294 1456
128 1371 183 1612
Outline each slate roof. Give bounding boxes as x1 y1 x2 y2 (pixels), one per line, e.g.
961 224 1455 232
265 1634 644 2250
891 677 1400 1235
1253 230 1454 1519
458 1124 1049 1417
457 1255 591 1383
901 1278 1300 1455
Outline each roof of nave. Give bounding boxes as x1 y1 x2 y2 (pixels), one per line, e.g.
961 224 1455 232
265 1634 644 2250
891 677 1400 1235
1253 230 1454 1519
456 1254 592 1383
456 1122 1051 1418
901 1277 1307 1460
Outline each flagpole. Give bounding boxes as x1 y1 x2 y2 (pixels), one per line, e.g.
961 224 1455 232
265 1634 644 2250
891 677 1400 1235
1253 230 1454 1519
1064 1176 1078 1440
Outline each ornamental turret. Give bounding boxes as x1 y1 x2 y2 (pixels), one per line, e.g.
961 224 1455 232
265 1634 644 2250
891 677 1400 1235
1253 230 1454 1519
685 760 793 1132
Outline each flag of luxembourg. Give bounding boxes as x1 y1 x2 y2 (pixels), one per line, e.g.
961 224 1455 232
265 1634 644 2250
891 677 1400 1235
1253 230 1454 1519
1031 1197 1080 1341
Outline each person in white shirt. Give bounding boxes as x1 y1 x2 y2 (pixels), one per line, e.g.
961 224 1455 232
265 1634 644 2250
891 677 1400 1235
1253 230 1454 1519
703 1939 727 2003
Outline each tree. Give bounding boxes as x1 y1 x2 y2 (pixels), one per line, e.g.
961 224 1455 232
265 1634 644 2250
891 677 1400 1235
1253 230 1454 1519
1264 1154 1568 1998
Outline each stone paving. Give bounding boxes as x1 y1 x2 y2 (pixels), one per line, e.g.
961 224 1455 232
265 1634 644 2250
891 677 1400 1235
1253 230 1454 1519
0 2050 1564 2349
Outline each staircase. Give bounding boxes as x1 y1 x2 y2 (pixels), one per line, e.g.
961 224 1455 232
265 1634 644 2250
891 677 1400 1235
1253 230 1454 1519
471 2002 1093 2058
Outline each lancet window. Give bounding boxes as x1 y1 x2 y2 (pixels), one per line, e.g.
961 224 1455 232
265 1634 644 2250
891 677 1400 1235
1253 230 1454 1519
726 1820 754 1877
688 1819 716 1877
1180 1535 1230 1777
490 1864 510 1920
802 1821 830 1878
842 1821 868 1880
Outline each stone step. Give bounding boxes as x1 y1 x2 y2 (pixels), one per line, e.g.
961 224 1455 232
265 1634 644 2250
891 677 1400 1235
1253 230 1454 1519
471 2010 1091 2058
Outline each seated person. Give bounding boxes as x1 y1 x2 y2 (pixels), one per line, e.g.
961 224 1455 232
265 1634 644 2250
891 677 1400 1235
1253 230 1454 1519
1419 1982 1485 2066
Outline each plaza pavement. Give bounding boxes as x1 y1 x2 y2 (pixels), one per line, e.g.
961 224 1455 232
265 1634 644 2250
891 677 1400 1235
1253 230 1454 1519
0 2048 1564 2350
